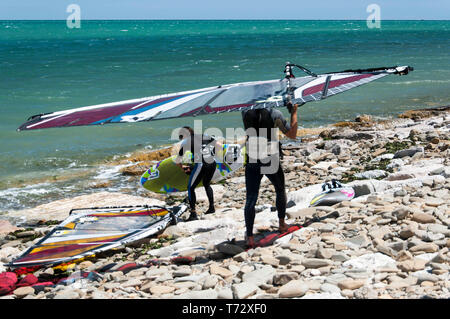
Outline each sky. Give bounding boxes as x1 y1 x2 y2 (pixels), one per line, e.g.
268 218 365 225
0 0 449 20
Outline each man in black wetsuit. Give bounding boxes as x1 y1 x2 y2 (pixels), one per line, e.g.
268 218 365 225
175 126 220 221
242 103 298 248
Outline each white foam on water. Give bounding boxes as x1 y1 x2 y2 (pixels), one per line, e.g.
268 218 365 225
93 163 131 180
0 183 52 197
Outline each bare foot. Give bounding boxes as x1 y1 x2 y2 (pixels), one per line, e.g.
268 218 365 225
279 219 289 233
246 236 255 249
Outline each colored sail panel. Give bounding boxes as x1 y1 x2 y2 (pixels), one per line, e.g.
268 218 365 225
17 66 412 131
8 205 187 267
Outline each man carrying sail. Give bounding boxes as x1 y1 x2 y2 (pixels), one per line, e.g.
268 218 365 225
175 126 221 221
241 102 299 248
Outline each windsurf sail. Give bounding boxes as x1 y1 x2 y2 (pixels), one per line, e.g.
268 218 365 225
7 204 187 268
17 64 413 131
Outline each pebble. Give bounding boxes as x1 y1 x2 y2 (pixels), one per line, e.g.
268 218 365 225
399 226 416 239
232 282 259 299
273 272 299 286
216 243 245 256
338 279 366 290
289 265 306 273
412 212 436 224
15 231 36 238
150 285 175 295
172 268 192 277
278 280 309 298
176 289 218 299
260 255 280 267
310 269 322 276
54 289 80 299
345 234 370 248
145 268 167 278
397 259 427 272
13 286 35 298
210 264 233 278
218 288 234 299
155 273 173 283
409 243 439 253
340 289 354 298
393 147 424 159
242 265 276 286
91 291 111 299
275 255 292 265
320 283 341 294
104 282 121 290
302 258 333 268
122 278 143 288
203 275 219 289
412 272 440 284
331 252 350 262
427 224 449 235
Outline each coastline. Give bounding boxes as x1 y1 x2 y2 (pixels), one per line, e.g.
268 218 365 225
0 105 449 299
0 107 435 212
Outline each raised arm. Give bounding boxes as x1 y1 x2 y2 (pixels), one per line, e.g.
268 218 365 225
284 104 298 139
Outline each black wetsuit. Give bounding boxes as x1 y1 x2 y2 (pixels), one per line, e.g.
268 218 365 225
178 134 217 213
242 108 291 237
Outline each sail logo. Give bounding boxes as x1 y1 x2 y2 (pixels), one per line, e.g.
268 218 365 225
67 4 81 29
147 167 160 180
367 4 381 29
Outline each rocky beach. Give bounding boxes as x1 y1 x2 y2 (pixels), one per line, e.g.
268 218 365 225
0 106 449 300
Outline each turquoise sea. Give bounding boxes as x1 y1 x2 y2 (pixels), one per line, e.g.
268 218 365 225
0 20 449 211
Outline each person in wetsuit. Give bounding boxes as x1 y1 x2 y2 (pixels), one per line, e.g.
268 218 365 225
242 103 299 248
175 126 220 221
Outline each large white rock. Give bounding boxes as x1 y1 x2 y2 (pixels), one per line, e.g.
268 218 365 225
354 170 387 179
348 174 446 197
6 192 165 222
278 280 309 298
342 253 397 273
242 265 276 287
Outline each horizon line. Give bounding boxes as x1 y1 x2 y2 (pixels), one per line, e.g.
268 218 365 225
1 18 449 21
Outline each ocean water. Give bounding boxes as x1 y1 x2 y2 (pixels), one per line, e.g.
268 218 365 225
0 20 449 211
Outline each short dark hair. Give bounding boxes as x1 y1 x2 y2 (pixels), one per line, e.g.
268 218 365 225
179 126 194 140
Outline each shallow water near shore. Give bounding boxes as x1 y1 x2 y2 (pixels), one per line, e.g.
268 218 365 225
0 20 449 210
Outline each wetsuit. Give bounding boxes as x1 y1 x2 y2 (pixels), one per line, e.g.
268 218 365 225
178 134 217 214
242 108 291 237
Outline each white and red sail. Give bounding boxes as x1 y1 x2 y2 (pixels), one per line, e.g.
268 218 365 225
17 65 413 131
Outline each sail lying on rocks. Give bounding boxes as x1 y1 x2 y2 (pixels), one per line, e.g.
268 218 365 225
7 205 187 268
